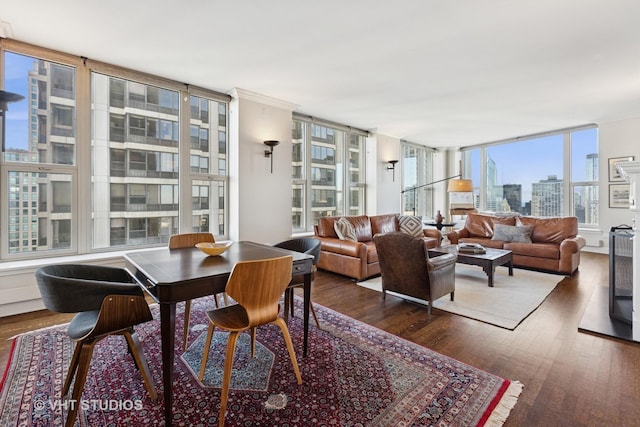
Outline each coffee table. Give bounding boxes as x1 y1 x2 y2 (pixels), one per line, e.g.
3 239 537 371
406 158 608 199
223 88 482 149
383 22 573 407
428 245 513 287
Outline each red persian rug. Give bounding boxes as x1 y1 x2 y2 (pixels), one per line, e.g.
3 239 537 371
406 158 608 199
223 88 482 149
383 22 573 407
1 297 522 426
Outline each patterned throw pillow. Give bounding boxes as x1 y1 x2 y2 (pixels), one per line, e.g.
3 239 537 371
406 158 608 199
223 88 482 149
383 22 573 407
491 223 533 243
398 215 423 237
334 217 357 241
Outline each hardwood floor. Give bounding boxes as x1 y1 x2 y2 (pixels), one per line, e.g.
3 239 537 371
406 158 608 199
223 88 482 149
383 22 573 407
1 252 638 426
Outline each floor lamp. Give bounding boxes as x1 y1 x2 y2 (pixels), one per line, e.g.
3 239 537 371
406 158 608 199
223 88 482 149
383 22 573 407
401 175 473 217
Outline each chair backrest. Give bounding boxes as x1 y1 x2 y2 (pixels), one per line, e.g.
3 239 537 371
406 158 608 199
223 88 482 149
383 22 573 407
273 237 321 265
225 255 293 327
35 264 143 313
168 232 215 249
373 232 431 300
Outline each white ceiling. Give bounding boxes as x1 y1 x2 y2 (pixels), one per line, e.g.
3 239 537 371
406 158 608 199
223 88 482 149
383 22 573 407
2 1 640 148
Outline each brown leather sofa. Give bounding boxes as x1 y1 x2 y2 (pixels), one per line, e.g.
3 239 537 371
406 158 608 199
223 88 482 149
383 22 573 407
446 213 586 275
314 214 441 281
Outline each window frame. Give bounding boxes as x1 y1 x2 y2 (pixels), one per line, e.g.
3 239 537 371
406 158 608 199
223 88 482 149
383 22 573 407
0 39 230 261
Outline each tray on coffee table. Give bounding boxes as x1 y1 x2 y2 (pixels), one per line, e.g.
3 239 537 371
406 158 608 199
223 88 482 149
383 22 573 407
428 245 513 287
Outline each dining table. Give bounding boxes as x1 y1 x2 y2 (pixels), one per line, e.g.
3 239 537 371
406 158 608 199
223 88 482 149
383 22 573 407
123 240 314 426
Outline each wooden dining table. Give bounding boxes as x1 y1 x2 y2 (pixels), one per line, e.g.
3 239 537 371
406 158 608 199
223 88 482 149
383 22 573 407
123 241 314 426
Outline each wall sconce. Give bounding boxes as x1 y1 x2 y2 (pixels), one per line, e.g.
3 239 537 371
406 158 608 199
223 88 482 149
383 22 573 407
263 140 280 173
386 160 399 181
0 90 26 152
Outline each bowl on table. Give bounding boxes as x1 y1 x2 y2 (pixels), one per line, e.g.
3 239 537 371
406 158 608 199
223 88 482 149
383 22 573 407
195 241 232 256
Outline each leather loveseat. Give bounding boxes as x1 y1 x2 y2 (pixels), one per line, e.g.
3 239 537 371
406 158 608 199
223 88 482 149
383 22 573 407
314 214 441 281
446 213 586 275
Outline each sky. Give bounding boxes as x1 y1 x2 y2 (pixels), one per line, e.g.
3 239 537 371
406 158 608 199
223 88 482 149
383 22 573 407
4 51 32 151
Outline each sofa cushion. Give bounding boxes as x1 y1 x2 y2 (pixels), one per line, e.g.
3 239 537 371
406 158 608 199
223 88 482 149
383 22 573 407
504 242 560 260
516 216 577 244
348 215 374 242
370 214 399 235
465 213 516 238
334 217 357 241
316 216 339 238
491 224 533 243
398 215 423 237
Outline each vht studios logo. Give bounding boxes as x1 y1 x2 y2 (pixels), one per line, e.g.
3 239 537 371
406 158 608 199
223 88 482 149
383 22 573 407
33 399 143 411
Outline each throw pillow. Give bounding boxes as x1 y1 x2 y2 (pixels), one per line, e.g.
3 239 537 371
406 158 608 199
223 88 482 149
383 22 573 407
398 215 423 237
334 217 357 241
491 223 533 243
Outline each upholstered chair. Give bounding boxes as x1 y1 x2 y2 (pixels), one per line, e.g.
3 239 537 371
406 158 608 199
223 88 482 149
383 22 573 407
35 264 156 427
373 232 457 314
273 237 322 328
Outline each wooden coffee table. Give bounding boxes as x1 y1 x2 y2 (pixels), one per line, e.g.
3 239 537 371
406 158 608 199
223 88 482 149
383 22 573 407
428 245 513 287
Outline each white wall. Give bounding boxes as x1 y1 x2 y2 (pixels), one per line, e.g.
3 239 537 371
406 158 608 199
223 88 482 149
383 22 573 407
228 89 297 245
371 133 402 215
595 116 640 252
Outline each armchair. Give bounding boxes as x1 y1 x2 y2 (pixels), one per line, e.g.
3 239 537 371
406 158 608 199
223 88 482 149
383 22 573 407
373 232 457 314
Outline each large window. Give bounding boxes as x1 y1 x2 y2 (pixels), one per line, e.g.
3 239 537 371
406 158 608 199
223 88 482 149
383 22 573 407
1 40 229 260
462 126 598 226
291 117 366 232
401 142 434 217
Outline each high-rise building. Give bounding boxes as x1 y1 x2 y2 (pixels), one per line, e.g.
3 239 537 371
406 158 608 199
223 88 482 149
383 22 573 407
532 175 563 217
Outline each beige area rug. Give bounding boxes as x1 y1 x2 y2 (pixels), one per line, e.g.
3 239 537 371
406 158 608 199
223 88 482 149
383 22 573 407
359 265 562 330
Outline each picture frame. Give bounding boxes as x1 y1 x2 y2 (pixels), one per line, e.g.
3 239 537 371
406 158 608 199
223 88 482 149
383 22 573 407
608 156 634 182
609 184 631 208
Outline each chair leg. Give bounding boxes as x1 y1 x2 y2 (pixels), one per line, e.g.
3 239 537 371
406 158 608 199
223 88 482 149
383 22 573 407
250 328 257 358
183 300 192 350
123 330 157 401
65 342 95 427
62 341 83 397
219 331 240 427
309 302 321 329
283 289 291 322
222 293 229 306
450 290 455 301
273 317 302 385
198 322 216 382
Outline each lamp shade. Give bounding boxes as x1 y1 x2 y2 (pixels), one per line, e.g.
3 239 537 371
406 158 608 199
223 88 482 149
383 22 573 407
447 178 473 192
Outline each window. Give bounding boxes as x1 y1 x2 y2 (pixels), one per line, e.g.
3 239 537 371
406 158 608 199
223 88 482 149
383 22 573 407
401 142 434 217
1 40 229 260
291 117 366 232
462 126 598 226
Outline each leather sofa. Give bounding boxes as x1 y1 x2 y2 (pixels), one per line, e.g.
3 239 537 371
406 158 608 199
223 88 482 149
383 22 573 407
446 213 586 275
314 214 441 281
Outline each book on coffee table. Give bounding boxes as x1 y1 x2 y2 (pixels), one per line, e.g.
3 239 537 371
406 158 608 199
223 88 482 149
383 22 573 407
458 243 486 254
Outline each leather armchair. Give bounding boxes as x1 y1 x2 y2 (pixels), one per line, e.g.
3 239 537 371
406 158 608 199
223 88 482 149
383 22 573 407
374 232 457 315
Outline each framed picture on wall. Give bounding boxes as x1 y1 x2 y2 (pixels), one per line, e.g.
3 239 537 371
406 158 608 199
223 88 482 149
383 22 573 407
609 184 631 208
608 156 634 182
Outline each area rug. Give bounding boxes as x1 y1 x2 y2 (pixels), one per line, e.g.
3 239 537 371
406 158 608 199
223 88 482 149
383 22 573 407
359 265 562 330
1 297 522 426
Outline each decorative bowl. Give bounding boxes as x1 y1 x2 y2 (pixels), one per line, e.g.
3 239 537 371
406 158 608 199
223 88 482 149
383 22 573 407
195 241 232 256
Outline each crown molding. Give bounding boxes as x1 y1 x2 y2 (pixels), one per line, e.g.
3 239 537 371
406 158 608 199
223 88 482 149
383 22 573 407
228 88 298 112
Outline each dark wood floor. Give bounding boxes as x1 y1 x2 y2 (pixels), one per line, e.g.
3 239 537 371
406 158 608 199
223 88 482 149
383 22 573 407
1 252 639 426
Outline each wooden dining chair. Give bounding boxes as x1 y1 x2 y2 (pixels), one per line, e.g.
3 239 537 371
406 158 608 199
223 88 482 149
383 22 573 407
35 264 156 427
273 237 322 328
168 232 228 350
198 255 302 427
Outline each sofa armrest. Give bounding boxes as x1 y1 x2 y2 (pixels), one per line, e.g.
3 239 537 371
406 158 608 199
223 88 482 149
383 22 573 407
446 228 469 244
318 237 368 258
428 253 457 271
560 235 587 254
422 228 442 240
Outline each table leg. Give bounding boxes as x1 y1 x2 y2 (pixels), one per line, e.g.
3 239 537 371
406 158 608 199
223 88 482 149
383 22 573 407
160 302 176 426
484 264 495 287
508 261 514 276
303 272 311 357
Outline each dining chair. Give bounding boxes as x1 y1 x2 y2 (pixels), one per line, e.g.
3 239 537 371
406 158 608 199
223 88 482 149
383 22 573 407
273 237 322 328
168 232 228 350
35 264 156 427
374 232 457 315
198 255 302 427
